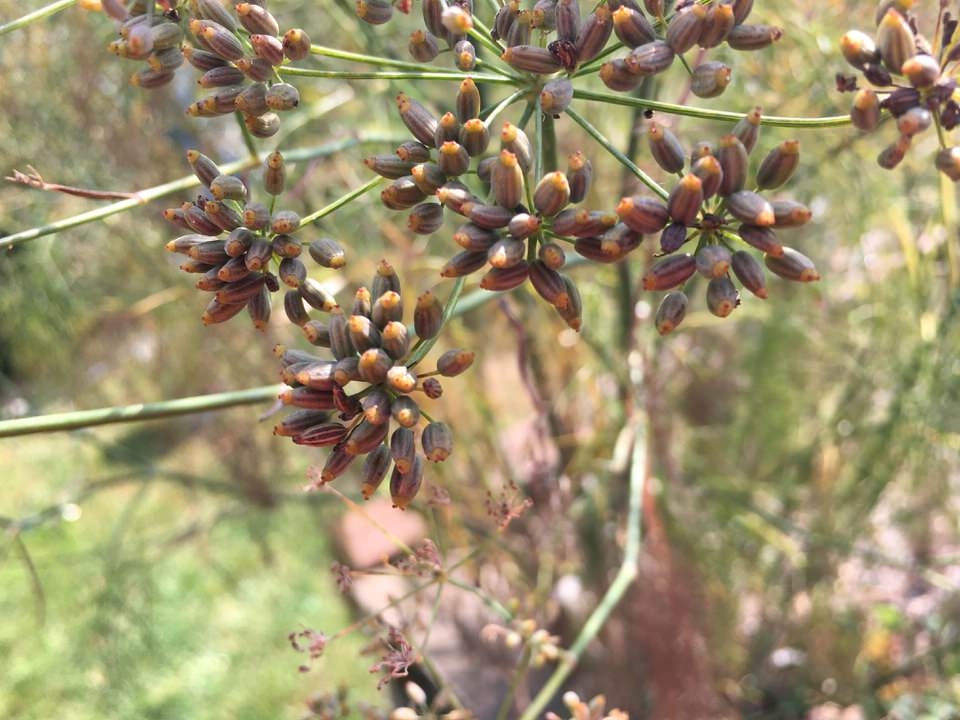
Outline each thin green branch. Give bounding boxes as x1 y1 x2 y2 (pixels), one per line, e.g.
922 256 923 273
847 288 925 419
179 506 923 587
235 111 260 159
517 416 647 720
565 105 669 200
445 576 514 621
573 89 853 128
280 66 515 84
480 88 527 124
1 133 401 251
309 44 518 84
300 176 384 226
0 0 76 36
0 386 282 439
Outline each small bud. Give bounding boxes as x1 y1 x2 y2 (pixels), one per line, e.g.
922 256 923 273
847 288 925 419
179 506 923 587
437 349 475 377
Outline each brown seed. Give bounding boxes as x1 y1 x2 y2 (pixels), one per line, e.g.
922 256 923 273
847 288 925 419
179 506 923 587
756 140 800 190
533 172 571 217
731 250 768 298
422 421 453 462
642 253 696 291
655 291 688 335
320 444 356 484
282 28 311 61
391 427 417 474
705 276 740 318
396 93 439 147
390 456 423 510
667 174 704 226
480 263 530 291
738 224 783 256
361 445 392 500
726 190 775 226
765 247 820 282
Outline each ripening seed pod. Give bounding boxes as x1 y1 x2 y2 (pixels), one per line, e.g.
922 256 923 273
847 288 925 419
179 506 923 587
414 291 444 340
332 356 360 385
422 421 453 462
198 65 245 89
192 19 245 61
648 122 685 174
284 290 311 326
500 122 533 174
465 201 515 229
364 154 416 180
396 93 439 147
437 349 475 377
442 5 473 35
935 147 960 181
667 174 704 226
218 256 251 282
382 177 428 210
765 247 820 282
902 54 940 88
209 175 247 203
453 223 498 251
642 253 696 291
272 235 302 260
320 444 356 484
371 259 401 299
187 150 221 187
189 239 230 265
182 204 222 236
166 234 207 255
386 365 418 394
706 276 740 318
391 395 422 428
691 155 723 200
234 83 268 116
411 163 446 195
300 278 339 311
731 250 768 298
361 389 392 426
726 191 775 226
235 56 274 82
303 319 331 347
309 238 347 269
237 3 279 35
877 135 910 169
501 45 562 74
266 83 300 111
357 0 393 24
505 213 537 239
216 273 269 305
381 321 410 359
434 112 460 146
480 263 530 291
390 456 424 510
576 6 613 64
437 141 471 177
493 1 519 39
197 0 236 29
292 423 349 448
896 106 932 137
454 39 477 71
690 61 732 99
196 268 226 292
353 286 372 318
554 0 580 43
441 250 488 277
695 244 732 278
390 427 417 474
880 87 920 117
529 260 569 308
409 29 440 62
360 445 391 499
282 28 311 60
279 386 336 411
699 3 734 48
540 78 574 116
600 59 643 91
616 196 669 233
840 29 881 69
345 418 391 457
613 6 655 48
271 210 300 235
184 46 229 71
733 107 762 154
665 4 706 54
625 40 675 75
371 291 403 330
575 235 620 263
244 112 281 139
655 291 688 335
659 222 688 253
296 361 337 391
452 78 480 123
458 118 489 157
422 0 445 36
358 348 393 384
408 202 445 235
756 140 800 190
241 204 268 232
726 24 783 51
738 224 783 256
772 200 813 228
533 172 571 217
348 314 381 352
251 34 285 65
566 151 592 203
487 238 527 269
273 409 331 437
718 134 749 196
556 275 582 331
851 89 882 131
877 9 915 73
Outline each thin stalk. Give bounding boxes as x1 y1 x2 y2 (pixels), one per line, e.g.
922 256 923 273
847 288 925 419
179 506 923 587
480 88 527 124
235 111 259 160
468 24 505 59
0 385 283 439
300 176 384 226
445 576 514 621
542 112 557 174
571 41 625 78
280 67 514 84
517 416 647 720
573 89 853 128
1 133 401 251
325 485 415 557
495 645 534 720
0 0 76 36
565 105 669 200
535 94 544 182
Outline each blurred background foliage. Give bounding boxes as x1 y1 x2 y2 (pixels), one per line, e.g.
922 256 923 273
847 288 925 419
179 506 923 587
2 1 960 719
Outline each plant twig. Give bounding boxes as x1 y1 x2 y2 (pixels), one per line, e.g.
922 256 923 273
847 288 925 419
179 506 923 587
6 166 137 200
0 0 76 36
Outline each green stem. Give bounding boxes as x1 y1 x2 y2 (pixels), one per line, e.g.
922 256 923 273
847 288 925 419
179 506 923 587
235 111 259 160
300 176 384 226
445 577 513 621
0 133 402 251
0 385 282 439
0 0 76 36
573 89 853 128
542 112 557 175
406 277 466 366
468 24 505 59
280 66 515 84
565 105 669 201
496 645 534 720
517 416 647 720
480 88 527 124
535 94 544 182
